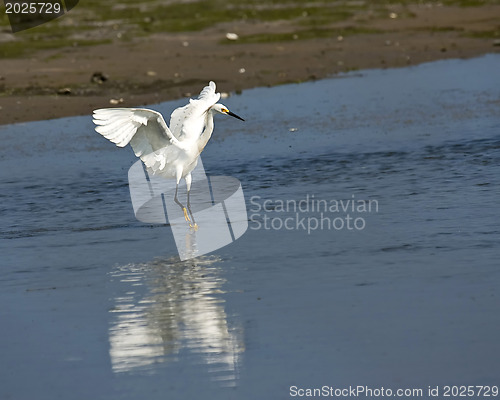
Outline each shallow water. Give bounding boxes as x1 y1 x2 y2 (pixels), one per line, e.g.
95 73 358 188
1 55 499 399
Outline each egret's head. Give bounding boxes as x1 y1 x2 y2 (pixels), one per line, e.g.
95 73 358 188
211 103 245 121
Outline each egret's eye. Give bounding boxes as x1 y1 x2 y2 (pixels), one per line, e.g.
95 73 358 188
222 108 229 113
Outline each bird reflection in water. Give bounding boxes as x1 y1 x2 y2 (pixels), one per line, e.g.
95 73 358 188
108 230 244 386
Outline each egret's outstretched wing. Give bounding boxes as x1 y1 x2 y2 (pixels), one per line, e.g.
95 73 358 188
169 81 221 140
93 108 181 173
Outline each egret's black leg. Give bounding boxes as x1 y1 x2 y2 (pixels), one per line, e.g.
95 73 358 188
174 183 191 223
187 189 197 229
185 174 198 230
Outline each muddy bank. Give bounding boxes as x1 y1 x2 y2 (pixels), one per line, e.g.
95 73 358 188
0 1 499 125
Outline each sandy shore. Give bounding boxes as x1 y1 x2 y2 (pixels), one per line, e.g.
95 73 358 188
1 2 499 125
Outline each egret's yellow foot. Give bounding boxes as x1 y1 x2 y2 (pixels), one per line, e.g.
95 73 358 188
183 207 191 222
189 223 199 231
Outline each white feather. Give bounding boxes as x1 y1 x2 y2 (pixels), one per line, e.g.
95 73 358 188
92 82 239 183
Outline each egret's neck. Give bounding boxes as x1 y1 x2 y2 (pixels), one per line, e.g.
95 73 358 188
197 110 215 153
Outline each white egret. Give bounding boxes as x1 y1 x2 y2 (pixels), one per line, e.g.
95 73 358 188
92 81 244 228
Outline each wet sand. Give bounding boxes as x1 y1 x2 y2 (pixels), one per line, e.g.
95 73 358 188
0 2 499 125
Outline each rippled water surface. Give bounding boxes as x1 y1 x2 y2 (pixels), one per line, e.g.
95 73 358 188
1 55 499 399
